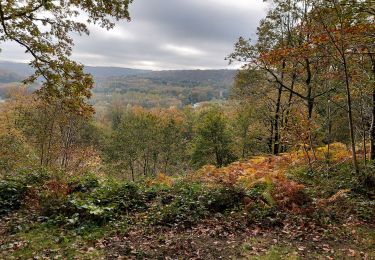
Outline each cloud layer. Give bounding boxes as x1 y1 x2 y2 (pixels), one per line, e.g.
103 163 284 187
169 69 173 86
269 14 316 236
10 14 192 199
0 0 267 70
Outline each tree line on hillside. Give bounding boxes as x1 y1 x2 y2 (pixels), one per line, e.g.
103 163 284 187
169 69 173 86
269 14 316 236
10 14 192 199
92 71 234 108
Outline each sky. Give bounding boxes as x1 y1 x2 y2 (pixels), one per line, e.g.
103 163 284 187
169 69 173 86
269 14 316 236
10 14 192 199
0 0 268 70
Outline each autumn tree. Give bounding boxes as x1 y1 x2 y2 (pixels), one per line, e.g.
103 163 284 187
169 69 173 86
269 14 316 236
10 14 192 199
229 0 353 157
192 106 236 167
0 0 133 110
0 89 37 175
231 69 275 154
306 0 374 171
158 108 188 174
106 106 188 180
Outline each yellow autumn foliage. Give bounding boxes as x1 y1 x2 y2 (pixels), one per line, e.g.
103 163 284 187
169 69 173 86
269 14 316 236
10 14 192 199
188 142 352 190
147 173 173 187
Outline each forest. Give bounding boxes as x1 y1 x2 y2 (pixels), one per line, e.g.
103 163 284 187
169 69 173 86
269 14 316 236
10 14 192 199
0 62 235 108
0 0 374 259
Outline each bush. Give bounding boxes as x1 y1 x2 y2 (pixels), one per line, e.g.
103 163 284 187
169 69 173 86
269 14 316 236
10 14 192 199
89 182 147 212
149 182 245 226
0 180 27 215
150 183 208 226
272 180 309 211
66 182 148 224
69 174 100 193
204 186 245 213
38 179 72 217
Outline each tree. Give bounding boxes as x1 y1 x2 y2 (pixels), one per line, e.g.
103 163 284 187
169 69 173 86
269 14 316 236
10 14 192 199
309 0 375 172
229 0 375 175
105 106 189 180
0 0 133 110
158 108 187 174
0 91 37 175
192 107 236 167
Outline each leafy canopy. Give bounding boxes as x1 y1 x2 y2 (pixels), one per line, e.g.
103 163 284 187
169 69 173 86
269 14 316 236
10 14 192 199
0 0 133 112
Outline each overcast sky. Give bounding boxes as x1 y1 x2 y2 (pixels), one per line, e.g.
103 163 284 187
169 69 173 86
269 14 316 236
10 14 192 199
0 0 268 70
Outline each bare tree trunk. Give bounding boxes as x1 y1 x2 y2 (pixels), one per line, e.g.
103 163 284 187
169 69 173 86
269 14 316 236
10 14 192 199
315 4 359 173
370 56 375 160
343 58 359 174
268 119 274 154
326 97 332 166
130 163 135 182
370 88 375 160
273 84 282 155
359 91 367 165
242 127 248 158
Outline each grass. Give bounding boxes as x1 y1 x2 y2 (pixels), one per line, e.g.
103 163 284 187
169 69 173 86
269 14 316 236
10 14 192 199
254 246 299 260
2 224 101 259
0 217 130 259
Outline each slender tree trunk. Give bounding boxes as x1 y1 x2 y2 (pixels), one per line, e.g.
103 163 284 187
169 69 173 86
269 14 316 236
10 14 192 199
164 156 169 175
152 153 157 176
326 97 332 166
130 163 135 182
46 118 55 166
370 88 375 160
215 147 222 167
282 74 296 153
360 92 367 165
143 156 147 176
305 59 317 161
343 58 359 173
242 128 248 158
305 58 314 119
269 119 274 154
284 73 296 126
273 84 282 155
370 56 375 160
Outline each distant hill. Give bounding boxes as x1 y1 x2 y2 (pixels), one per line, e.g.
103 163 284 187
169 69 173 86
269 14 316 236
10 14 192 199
136 70 235 87
0 61 149 79
93 70 236 108
0 69 24 83
0 61 237 107
0 62 33 77
85 66 149 78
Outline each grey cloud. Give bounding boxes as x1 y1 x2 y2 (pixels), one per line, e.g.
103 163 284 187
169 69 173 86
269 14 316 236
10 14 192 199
1 0 267 70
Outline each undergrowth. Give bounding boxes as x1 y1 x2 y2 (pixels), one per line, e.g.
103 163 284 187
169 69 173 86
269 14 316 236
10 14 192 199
1 146 374 259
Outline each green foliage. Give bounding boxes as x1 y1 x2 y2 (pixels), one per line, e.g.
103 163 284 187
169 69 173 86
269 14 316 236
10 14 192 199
0 168 50 215
40 181 148 224
87 182 147 213
0 180 27 215
192 106 237 167
354 200 374 222
0 133 36 175
105 107 188 178
93 70 235 108
150 182 245 226
150 183 208 226
69 174 100 193
288 163 359 198
204 186 245 213
1 222 106 259
1 0 134 109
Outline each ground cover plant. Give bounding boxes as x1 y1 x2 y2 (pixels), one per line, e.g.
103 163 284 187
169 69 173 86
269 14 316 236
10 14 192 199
0 144 374 259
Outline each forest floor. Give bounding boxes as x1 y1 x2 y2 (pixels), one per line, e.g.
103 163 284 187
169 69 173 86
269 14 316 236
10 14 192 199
1 210 373 259
1 145 374 259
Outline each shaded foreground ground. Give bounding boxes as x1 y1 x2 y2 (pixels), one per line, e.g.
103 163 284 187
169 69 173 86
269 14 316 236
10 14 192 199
1 211 374 259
